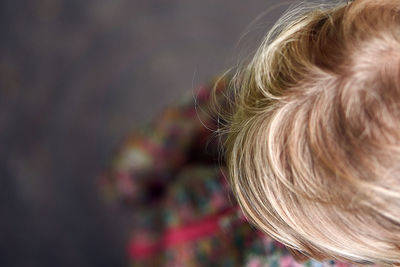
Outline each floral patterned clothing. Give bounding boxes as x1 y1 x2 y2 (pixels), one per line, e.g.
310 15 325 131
101 79 359 267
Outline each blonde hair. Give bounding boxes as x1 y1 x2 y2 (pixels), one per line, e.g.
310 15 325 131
219 0 400 265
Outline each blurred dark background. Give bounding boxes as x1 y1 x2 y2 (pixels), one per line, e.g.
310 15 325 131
0 0 289 266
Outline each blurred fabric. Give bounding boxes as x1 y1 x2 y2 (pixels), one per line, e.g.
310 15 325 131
0 0 288 266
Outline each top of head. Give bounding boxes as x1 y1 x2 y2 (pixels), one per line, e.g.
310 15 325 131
224 0 400 265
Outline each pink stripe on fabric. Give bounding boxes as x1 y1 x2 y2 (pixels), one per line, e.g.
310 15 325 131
127 207 238 259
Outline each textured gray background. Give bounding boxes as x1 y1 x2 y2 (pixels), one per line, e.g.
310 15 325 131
0 0 291 266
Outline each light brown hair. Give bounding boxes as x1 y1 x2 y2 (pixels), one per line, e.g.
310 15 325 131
219 0 400 265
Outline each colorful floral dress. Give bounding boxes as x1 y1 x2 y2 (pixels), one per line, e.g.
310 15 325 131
100 79 358 267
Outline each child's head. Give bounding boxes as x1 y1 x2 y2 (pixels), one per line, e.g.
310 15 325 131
223 0 400 265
